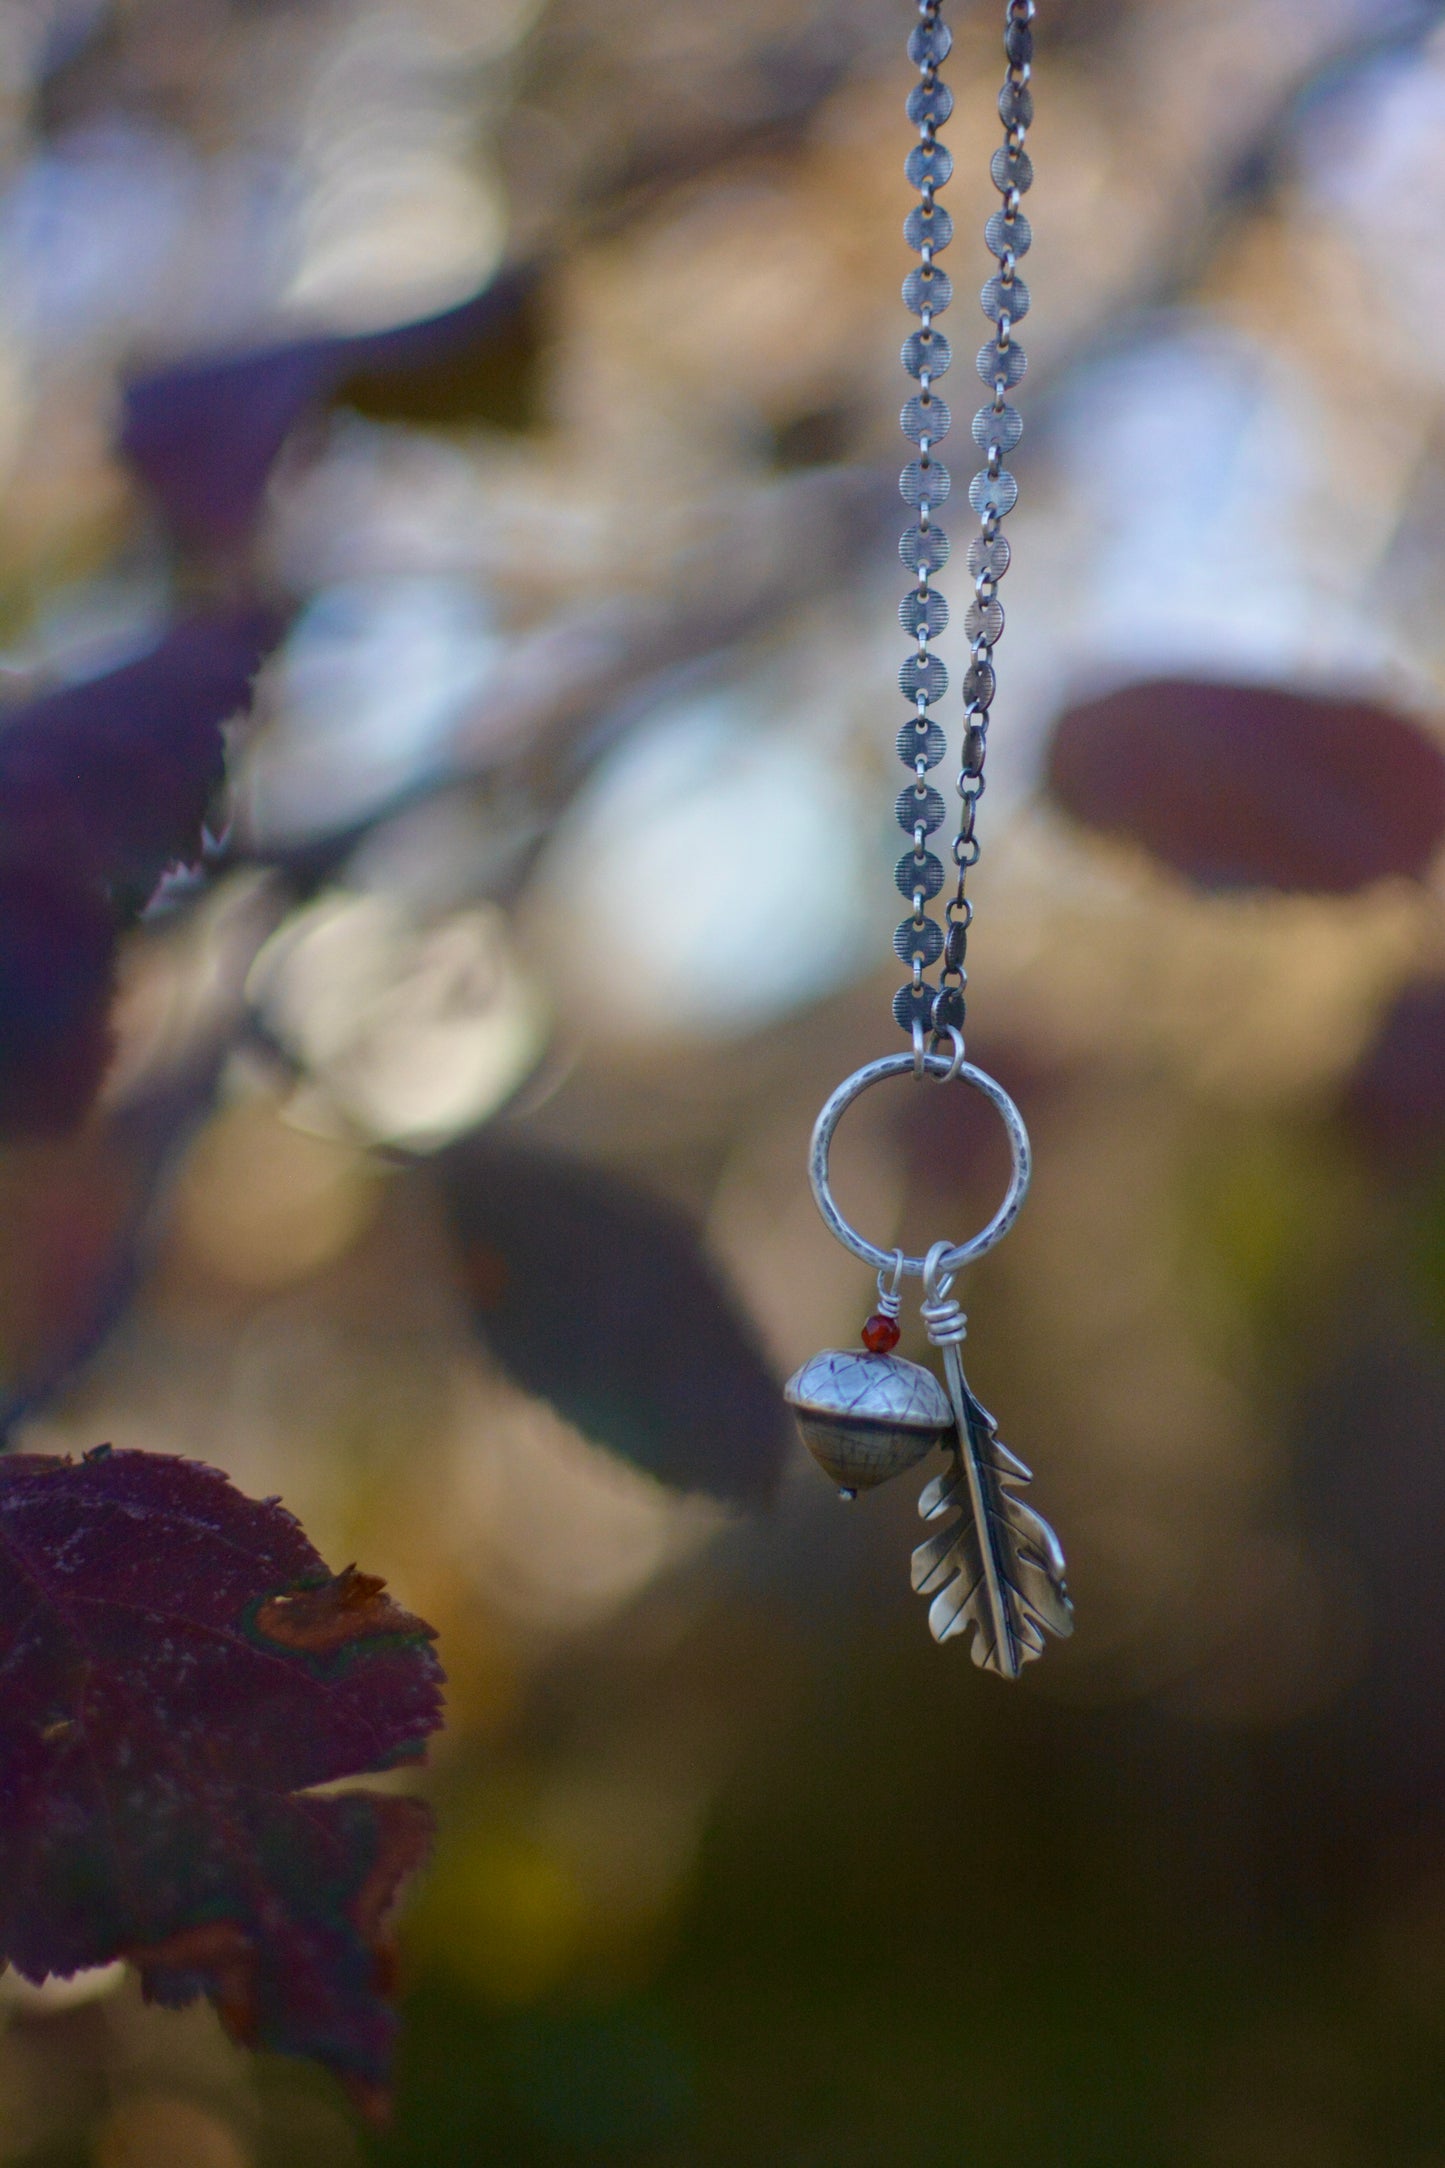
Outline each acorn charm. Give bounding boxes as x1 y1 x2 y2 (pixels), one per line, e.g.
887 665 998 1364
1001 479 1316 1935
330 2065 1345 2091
784 1348 953 1498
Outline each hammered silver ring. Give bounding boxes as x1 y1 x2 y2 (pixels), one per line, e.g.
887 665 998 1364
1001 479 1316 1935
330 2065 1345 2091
808 1051 1031 1277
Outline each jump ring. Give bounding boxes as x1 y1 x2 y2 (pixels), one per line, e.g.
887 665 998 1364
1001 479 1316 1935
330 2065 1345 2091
929 1022 966 1081
808 1052 1031 1277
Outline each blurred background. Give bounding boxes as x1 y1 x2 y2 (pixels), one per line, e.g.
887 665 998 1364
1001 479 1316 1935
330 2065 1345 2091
6 0 1445 2160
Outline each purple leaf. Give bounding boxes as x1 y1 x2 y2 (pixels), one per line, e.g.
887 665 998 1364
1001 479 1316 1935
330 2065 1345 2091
122 345 337 554
0 857 115 1135
1045 677 1445 892
0 610 276 909
438 1135 790 1504
1345 979 1445 1154
0 611 276 1138
120 266 540 552
1263 1328 1445 1904
0 1045 235 1432
0 1449 443 2108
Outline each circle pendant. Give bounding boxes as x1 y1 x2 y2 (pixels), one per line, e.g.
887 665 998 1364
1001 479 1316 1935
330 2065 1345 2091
808 1051 1030 1278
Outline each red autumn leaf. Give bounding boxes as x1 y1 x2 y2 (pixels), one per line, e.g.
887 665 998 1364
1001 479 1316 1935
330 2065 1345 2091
1045 677 1445 892
0 1449 443 2109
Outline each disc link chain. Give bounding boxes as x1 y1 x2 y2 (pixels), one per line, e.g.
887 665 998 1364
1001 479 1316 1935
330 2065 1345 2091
893 0 1035 1042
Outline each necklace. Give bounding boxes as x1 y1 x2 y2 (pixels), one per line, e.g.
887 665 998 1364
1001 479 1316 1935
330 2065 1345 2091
784 0 1072 1676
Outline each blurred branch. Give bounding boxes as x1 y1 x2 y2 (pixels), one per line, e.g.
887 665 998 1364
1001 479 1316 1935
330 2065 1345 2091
1033 0 1445 394
239 461 890 886
231 0 1445 899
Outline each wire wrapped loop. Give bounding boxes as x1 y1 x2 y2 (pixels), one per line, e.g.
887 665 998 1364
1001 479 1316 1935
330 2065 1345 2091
875 1250 906 1320
921 1241 968 1345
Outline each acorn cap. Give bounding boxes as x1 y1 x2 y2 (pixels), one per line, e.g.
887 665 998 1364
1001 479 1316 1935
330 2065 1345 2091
785 1349 951 1429
784 1349 953 1495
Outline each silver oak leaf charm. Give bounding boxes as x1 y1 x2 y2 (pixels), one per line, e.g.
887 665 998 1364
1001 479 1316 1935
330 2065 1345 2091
911 1359 1073 1675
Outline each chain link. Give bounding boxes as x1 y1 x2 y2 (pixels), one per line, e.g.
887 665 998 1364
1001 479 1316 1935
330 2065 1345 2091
893 0 1036 1042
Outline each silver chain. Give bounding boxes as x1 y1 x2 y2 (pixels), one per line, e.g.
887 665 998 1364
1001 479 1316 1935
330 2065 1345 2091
893 0 1036 1045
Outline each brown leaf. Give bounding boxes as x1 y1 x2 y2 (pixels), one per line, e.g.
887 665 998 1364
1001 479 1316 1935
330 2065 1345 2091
254 1566 433 1659
1046 677 1445 892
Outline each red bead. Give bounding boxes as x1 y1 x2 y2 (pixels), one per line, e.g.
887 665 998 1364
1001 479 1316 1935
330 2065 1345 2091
861 1312 901 1354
